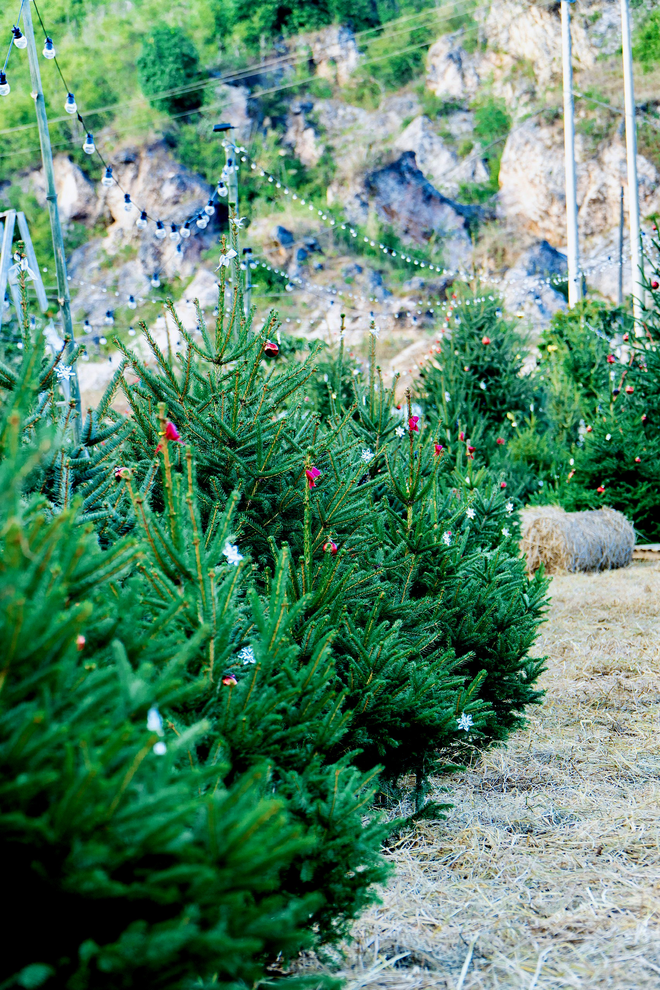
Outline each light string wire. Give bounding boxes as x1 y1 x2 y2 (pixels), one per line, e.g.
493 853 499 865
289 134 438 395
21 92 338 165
2 0 25 75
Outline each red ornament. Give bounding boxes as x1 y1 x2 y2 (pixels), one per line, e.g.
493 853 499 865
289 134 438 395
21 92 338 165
500 481 507 489
467 445 476 454
496 437 505 445
482 336 491 345
459 431 465 441
586 425 593 433
305 466 321 488
635 456 641 463
222 673 238 686
625 385 634 394
264 340 279 356
596 485 605 494
606 355 615 364
623 332 629 341
165 421 180 441
409 415 420 432
434 443 444 455
324 540 338 555
76 635 86 651
653 281 659 290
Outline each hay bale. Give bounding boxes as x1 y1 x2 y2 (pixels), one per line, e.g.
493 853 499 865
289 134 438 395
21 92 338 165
520 505 635 574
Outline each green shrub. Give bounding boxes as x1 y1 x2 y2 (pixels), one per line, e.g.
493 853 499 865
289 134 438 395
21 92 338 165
137 26 202 116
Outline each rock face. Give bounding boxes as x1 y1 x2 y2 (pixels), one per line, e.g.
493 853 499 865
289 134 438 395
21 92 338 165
30 157 97 225
285 102 324 166
426 33 481 100
502 240 568 328
364 152 472 263
308 25 361 85
394 115 489 196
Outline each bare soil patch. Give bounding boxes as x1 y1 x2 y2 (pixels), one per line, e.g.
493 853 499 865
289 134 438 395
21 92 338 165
312 562 660 988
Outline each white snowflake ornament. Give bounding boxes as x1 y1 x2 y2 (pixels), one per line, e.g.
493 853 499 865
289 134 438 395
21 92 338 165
223 542 244 566
457 713 474 732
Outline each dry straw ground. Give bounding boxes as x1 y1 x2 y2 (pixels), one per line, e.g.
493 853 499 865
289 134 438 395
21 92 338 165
311 561 660 989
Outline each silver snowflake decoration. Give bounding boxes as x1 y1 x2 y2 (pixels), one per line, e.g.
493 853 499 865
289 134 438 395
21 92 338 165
369 324 380 338
56 365 75 381
466 507 475 520
395 426 406 438
230 216 247 229
502 526 510 537
223 541 244 566
215 249 238 269
146 706 164 735
442 531 452 546
505 501 514 514
361 448 375 463
457 713 474 732
238 646 256 665
479 381 487 391
444 391 451 402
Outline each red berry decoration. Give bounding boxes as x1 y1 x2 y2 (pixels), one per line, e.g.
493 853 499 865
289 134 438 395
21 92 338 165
652 281 659 290
496 437 505 445
586 425 592 432
635 456 641 463
222 673 238 686
596 485 605 494
623 332 629 341
76 635 86 651
482 335 491 345
305 466 321 489
324 540 338 555
408 415 420 432
459 431 465 441
606 354 615 364
500 481 507 489
625 385 634 394
434 443 444 455
264 340 279 356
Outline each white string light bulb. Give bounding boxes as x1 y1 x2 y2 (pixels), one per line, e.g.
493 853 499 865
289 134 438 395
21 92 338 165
150 273 161 288
154 221 166 240
203 200 215 217
101 166 113 187
127 295 137 310
12 27 27 49
216 180 228 197
123 193 132 213
82 133 95 154
169 224 180 242
0 72 9 97
128 326 136 336
64 92 76 114
136 210 148 230
42 37 55 59
196 215 208 229
180 222 191 239
83 319 92 333
104 310 114 325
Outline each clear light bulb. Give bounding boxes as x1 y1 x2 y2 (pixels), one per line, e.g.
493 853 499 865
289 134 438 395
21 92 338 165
101 166 113 188
154 221 166 240
180 222 191 239
82 133 95 155
196 215 208 229
99 336 107 345
216 181 228 197
12 27 27 49
104 310 114 326
64 92 76 114
150 273 161 288
0 72 9 97
128 326 136 336
136 210 148 230
169 224 180 242
43 37 55 59
203 199 215 217
83 319 92 333
123 193 132 213
127 295 137 310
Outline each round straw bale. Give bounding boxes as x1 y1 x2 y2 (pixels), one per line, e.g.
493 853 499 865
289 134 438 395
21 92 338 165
520 505 635 574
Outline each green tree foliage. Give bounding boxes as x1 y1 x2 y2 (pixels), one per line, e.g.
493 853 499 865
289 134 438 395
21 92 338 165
137 26 202 116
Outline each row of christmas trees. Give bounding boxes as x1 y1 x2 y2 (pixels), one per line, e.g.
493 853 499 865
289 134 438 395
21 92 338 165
0 257 550 989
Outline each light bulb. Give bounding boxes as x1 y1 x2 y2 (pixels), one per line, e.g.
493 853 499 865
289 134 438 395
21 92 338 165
169 224 180 242
128 326 136 336
12 27 27 49
104 310 114 326
101 166 113 188
180 222 191 239
196 215 208 229
123 193 132 213
136 210 148 230
83 320 92 333
82 133 95 155
42 37 55 59
0 72 10 97
154 221 166 240
217 181 228 197
99 336 107 345
203 200 214 217
150 273 161 288
64 92 77 114
127 295 137 310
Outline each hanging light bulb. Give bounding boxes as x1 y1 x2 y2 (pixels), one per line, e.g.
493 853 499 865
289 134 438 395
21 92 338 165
104 310 114 326
64 92 77 114
136 210 148 230
12 27 27 49
154 221 166 240
82 133 95 155
0 72 9 97
169 224 180 242
216 180 228 197
83 319 92 333
101 166 113 187
42 37 55 59
150 273 161 288
99 336 107 345
128 326 136 336
203 199 215 217
180 221 191 239
123 193 132 213
127 295 137 310
196 215 209 229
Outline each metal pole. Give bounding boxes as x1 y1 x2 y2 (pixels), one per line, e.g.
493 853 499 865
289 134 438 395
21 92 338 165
23 0 81 438
620 0 643 326
243 247 252 319
561 0 581 307
617 185 624 307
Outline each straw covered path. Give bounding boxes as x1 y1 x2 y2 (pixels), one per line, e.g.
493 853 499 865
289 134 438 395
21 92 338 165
315 562 660 988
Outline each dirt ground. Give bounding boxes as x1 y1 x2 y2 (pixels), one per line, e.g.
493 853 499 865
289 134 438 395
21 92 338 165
312 562 660 989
